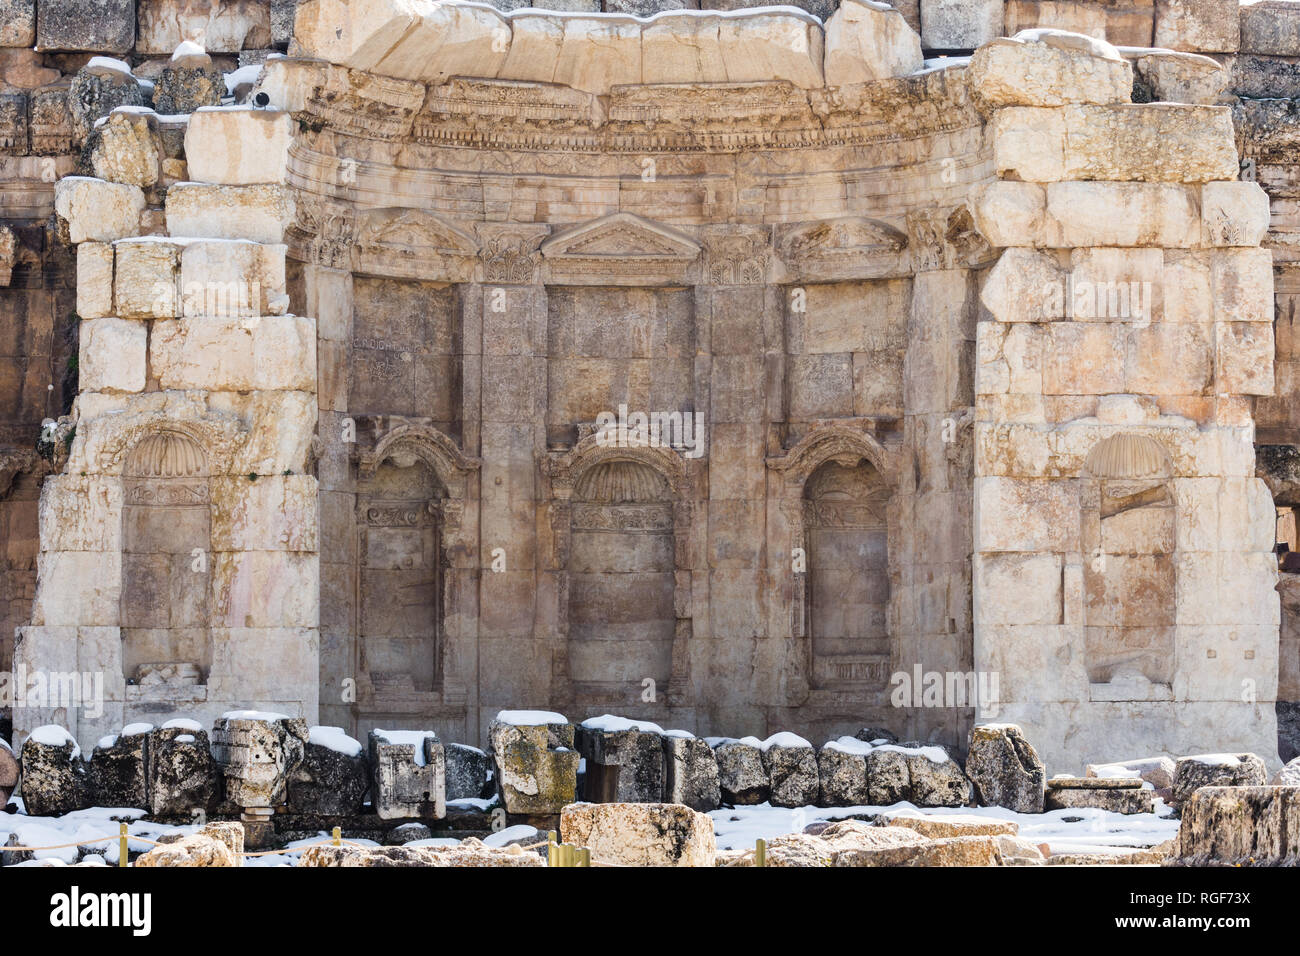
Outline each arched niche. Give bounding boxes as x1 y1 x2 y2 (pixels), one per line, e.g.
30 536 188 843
545 436 695 710
567 458 676 694
120 430 211 687
353 425 479 718
803 459 891 685
1081 433 1176 697
768 424 898 693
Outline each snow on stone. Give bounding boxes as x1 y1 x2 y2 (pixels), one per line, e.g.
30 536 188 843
162 717 203 732
221 709 290 722
86 56 133 77
309 725 363 757
372 729 437 766
120 722 153 737
0 806 184 865
223 64 264 96
760 731 812 751
483 824 539 847
95 735 118 751
581 714 664 735
663 728 695 739
175 734 196 743
822 735 874 755
707 800 1179 853
28 725 79 758
495 709 568 726
171 40 207 61
448 796 497 811
1184 753 1245 766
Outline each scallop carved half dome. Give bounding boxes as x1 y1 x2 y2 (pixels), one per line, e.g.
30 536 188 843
574 460 670 503
1083 433 1171 480
124 431 208 478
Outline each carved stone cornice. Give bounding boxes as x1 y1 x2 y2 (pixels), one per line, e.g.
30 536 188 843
353 207 479 282
767 420 899 490
776 217 910 283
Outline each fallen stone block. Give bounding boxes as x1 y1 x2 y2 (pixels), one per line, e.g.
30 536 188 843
560 802 716 867
298 839 543 867
19 725 88 817
211 711 309 809
88 723 151 809
1086 755 1176 791
445 742 493 802
147 722 220 820
906 746 973 807
966 724 1046 813
713 738 769 806
817 737 871 806
137 0 273 55
368 729 445 820
287 726 368 816
662 734 721 812
1170 753 1268 807
489 711 579 816
0 738 18 806
878 811 1018 838
577 715 665 803
1171 786 1300 865
1270 756 1300 786
761 733 819 808
1045 778 1156 814
1131 49 1227 105
135 832 237 867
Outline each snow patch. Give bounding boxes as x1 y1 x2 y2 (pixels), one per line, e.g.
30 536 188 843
495 709 568 726
309 725 362 758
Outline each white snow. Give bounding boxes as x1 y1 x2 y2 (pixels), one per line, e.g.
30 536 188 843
447 796 497 811
223 64 264 96
1184 753 1244 766
0 806 184 865
495 709 568 726
28 725 79 758
483 824 539 847
120 722 153 737
221 710 290 722
663 729 695 739
708 800 1179 853
372 729 437 765
760 732 812 751
162 718 203 732
96 735 118 751
822 735 874 756
581 714 664 735
171 40 207 62
507 4 822 26
86 56 133 77
308 725 363 757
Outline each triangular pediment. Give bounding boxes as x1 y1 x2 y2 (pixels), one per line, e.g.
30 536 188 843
354 207 479 257
542 212 701 262
782 217 908 261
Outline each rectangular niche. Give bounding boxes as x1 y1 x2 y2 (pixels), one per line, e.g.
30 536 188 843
545 286 695 447
350 277 462 435
784 280 910 421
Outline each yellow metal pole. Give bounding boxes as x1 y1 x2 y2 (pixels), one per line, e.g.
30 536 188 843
119 822 129 868
547 830 557 867
332 826 342 847
578 847 591 867
755 838 766 867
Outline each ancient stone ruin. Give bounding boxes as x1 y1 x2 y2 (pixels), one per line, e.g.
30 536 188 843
1 0 1300 792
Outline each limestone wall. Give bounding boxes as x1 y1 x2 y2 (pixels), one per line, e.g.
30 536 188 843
969 30 1279 769
0 0 1296 769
